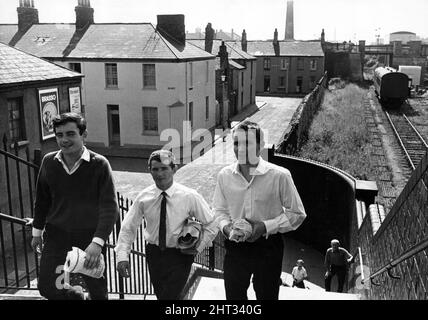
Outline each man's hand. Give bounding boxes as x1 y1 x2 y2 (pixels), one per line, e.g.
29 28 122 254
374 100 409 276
325 271 332 278
84 242 102 269
246 219 266 242
223 223 233 239
31 236 43 254
117 261 131 278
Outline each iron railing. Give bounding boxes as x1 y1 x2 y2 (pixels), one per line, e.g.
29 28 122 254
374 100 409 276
364 237 428 286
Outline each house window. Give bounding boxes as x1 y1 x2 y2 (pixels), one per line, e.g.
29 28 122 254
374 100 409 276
280 59 288 70
264 76 270 92
189 102 193 127
105 63 118 88
310 76 316 89
142 107 158 133
69 62 81 73
279 76 286 87
143 64 156 88
8 97 25 142
310 59 318 71
205 97 209 120
263 58 271 70
297 58 304 71
296 76 303 93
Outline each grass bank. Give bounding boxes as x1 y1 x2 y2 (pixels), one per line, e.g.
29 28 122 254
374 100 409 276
297 83 377 180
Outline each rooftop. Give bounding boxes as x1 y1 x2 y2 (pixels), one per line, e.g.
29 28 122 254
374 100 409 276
246 40 324 57
0 42 82 87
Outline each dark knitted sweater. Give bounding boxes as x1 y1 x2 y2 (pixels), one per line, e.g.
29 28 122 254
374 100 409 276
33 150 119 241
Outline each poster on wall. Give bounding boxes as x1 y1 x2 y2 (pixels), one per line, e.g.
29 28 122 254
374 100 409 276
68 86 82 114
38 88 59 140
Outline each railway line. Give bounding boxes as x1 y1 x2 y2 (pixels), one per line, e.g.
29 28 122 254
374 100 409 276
384 109 428 172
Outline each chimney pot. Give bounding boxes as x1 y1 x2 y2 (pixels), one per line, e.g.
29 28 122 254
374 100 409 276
75 0 94 29
241 29 247 52
17 0 39 31
205 23 214 53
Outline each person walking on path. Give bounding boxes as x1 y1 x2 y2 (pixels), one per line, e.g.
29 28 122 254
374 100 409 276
115 150 218 300
324 239 354 292
292 259 308 289
31 112 119 300
213 120 306 300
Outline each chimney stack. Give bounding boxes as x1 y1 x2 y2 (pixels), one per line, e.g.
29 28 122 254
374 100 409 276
157 14 186 46
284 0 294 40
17 0 38 32
241 29 247 52
75 0 94 30
273 28 280 55
219 41 229 72
205 23 214 53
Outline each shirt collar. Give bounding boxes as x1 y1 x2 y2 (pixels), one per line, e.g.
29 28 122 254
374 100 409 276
54 146 90 163
232 157 270 176
154 182 177 198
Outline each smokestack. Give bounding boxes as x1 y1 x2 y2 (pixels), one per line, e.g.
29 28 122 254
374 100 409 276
205 23 214 53
219 41 228 72
75 0 94 30
241 29 247 52
273 28 280 55
17 0 38 32
157 14 186 46
285 0 294 40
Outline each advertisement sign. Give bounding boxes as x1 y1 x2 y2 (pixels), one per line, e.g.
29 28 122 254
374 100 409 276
39 88 59 140
69 87 82 114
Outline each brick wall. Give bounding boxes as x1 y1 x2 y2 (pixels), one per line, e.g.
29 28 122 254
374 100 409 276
276 72 327 154
350 151 428 299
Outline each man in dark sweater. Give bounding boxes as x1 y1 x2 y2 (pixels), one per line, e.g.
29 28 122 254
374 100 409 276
31 113 119 300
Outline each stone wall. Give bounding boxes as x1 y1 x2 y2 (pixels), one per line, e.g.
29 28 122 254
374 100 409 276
350 151 428 299
276 72 327 155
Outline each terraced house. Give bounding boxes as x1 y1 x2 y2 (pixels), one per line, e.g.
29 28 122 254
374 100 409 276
0 1 216 155
244 29 325 95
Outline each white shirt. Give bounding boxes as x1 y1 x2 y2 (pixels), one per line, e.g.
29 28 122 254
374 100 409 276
292 266 307 282
32 147 104 247
115 182 218 262
213 157 306 237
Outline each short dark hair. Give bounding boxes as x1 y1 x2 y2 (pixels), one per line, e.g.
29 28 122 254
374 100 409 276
52 112 87 135
232 120 264 145
148 150 176 169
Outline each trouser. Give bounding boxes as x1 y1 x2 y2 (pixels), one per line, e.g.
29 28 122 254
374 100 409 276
325 265 347 292
293 280 305 289
38 224 108 300
146 243 194 300
223 233 284 300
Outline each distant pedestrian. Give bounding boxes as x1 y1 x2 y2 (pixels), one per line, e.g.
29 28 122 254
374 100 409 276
324 239 354 292
291 259 308 289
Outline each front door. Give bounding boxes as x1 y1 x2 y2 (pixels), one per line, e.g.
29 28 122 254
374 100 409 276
107 105 120 146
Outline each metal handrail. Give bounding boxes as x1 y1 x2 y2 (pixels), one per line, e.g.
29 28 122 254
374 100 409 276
364 237 428 285
0 213 28 225
0 148 39 170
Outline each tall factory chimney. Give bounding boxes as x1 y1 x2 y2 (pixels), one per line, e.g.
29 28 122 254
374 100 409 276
284 0 294 40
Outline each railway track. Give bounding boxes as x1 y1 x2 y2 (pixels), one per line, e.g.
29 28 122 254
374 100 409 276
384 110 428 171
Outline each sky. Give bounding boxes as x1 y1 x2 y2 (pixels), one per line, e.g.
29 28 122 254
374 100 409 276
0 0 427 43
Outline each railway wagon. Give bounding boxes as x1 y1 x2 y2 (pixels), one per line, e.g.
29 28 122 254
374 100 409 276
374 67 409 107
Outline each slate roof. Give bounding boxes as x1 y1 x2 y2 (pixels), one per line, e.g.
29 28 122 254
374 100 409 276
0 24 19 44
228 59 244 70
187 39 256 60
3 23 214 60
0 42 82 87
246 40 324 57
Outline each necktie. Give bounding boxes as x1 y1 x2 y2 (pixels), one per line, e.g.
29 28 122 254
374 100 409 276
158 192 167 250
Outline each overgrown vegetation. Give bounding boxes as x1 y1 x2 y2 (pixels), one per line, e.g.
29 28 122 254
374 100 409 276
297 82 377 180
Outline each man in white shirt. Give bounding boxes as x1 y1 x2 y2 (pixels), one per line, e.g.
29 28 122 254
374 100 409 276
213 120 306 300
115 150 218 300
292 259 308 289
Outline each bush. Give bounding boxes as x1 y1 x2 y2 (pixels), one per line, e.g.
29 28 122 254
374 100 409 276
297 83 377 180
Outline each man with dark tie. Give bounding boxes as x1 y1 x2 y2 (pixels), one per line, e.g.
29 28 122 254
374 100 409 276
115 150 218 300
